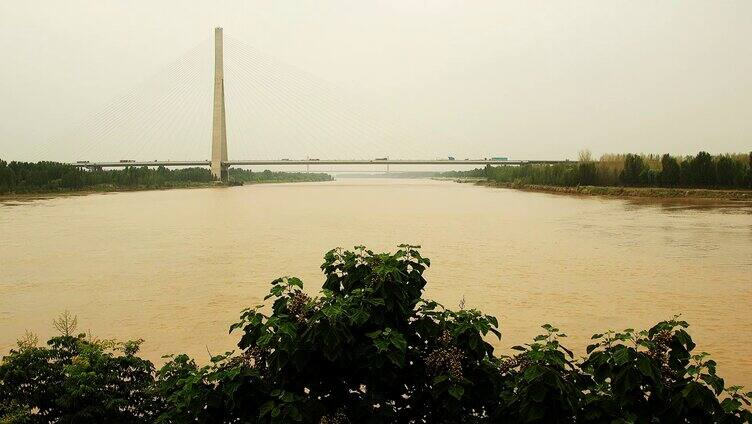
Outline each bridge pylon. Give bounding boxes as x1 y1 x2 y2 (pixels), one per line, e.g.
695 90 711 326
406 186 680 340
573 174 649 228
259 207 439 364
211 27 229 181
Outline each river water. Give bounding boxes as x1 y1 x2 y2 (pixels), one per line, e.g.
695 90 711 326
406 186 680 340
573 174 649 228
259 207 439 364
1 179 751 386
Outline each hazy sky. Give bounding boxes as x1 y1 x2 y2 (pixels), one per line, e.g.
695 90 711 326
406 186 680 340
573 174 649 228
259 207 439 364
1 0 751 162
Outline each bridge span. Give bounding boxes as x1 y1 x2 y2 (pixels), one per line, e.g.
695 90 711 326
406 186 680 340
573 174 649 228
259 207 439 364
70 159 571 168
71 29 574 179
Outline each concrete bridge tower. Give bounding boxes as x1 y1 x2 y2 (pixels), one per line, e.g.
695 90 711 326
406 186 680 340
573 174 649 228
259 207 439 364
211 27 229 181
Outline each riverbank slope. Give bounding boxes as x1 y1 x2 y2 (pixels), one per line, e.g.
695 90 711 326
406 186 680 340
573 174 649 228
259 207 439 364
0 178 334 202
475 180 752 201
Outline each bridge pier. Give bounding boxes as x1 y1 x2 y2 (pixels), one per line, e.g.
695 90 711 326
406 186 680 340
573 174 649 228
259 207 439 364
211 27 229 181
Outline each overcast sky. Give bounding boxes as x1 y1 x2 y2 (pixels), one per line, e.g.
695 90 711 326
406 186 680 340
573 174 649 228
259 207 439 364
1 1 750 162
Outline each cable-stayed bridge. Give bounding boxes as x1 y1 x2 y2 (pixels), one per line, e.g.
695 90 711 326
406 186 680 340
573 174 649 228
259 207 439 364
75 159 564 168
62 28 569 181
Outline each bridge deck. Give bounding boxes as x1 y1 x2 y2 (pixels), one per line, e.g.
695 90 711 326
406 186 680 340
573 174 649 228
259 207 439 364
71 159 571 168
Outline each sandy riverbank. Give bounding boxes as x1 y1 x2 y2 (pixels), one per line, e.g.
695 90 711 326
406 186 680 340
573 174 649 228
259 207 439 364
466 179 752 202
0 182 227 202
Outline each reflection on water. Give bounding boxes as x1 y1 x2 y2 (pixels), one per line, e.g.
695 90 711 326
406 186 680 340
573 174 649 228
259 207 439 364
1 179 751 386
624 196 752 214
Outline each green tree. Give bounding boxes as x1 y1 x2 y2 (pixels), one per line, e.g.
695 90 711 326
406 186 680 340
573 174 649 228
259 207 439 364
639 168 659 186
659 154 681 187
0 159 11 193
691 151 717 187
619 154 646 186
0 314 158 423
577 150 597 186
716 155 740 187
680 157 694 187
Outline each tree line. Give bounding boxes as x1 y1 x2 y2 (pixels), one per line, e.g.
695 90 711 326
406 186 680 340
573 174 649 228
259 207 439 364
1 246 750 423
442 151 752 189
229 168 333 183
0 160 332 194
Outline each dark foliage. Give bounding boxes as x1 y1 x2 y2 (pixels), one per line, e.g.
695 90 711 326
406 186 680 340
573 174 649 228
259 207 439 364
441 151 752 190
0 160 213 194
0 160 333 195
715 155 748 188
619 154 647 186
2 247 751 423
659 153 681 186
577 162 598 186
691 151 717 187
0 333 157 423
228 168 332 184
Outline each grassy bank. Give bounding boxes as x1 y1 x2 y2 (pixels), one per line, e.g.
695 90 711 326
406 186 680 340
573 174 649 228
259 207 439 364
0 181 223 201
0 176 333 201
482 180 752 201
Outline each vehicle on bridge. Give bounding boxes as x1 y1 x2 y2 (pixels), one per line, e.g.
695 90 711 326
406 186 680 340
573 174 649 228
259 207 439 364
119 159 136 163
76 161 90 164
375 157 388 161
308 158 320 161
491 157 508 161
281 158 290 161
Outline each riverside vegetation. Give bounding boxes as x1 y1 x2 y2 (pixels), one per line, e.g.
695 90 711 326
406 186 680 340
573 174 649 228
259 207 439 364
0 160 332 195
441 151 752 195
1 246 751 423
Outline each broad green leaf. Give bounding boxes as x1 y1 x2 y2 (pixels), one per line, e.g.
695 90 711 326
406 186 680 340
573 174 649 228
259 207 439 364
448 385 464 400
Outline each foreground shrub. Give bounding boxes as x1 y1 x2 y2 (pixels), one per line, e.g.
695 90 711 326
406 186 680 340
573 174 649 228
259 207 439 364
0 313 157 423
2 246 751 423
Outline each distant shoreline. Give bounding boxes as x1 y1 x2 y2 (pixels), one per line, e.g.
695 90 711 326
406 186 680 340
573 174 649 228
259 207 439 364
0 179 332 202
441 178 752 202
0 182 220 201
486 181 752 201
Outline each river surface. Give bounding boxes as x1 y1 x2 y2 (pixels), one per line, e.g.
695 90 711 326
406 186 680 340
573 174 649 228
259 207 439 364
1 179 751 386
